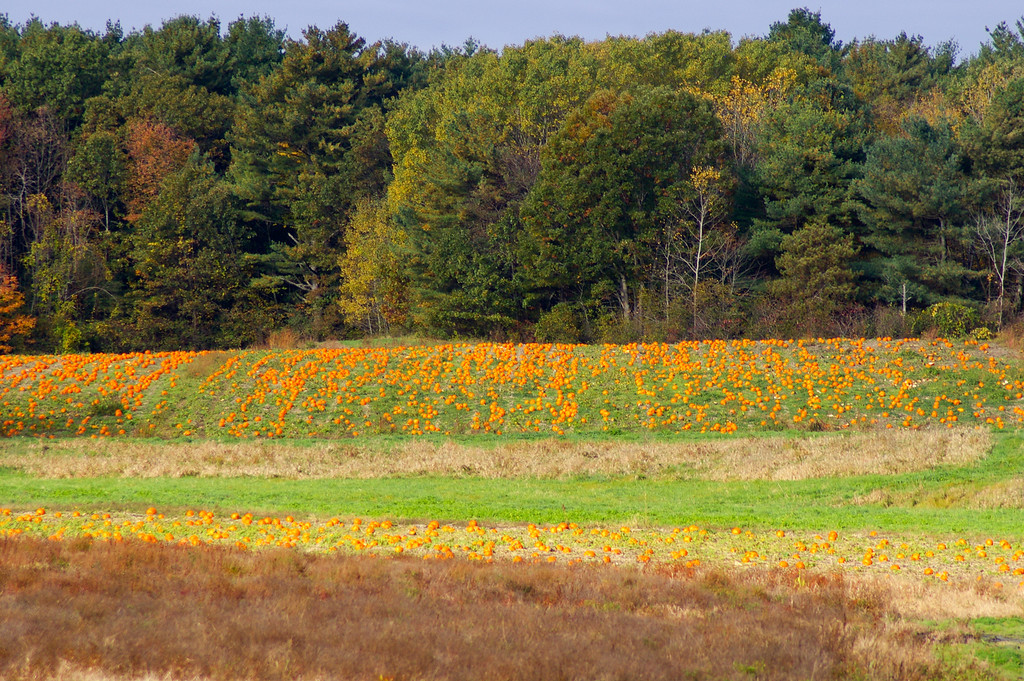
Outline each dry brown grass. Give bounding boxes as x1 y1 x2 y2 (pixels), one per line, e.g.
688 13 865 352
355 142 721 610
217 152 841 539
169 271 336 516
16 670 197 681
697 428 988 481
997 320 1024 357
260 328 303 350
849 573 1024 621
969 478 1024 508
0 537 996 681
855 474 1024 510
181 352 234 380
3 429 990 481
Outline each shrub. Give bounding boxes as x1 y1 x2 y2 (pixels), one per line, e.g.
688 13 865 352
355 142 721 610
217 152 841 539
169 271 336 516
911 302 980 338
59 321 84 353
534 303 583 343
870 305 912 339
596 314 644 344
264 327 302 350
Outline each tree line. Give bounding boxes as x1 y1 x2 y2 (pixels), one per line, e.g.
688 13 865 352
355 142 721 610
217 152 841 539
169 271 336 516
1 8 1024 351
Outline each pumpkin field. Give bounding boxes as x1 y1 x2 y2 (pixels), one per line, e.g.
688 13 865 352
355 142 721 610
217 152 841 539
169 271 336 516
3 338 1024 680
2 337 1022 440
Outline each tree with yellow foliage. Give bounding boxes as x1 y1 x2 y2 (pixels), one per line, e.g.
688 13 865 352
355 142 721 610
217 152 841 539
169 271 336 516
338 198 408 335
661 165 738 336
712 69 796 169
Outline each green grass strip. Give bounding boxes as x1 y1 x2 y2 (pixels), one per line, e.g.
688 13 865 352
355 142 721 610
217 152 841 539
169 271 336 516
1 470 1023 537
3 432 1022 537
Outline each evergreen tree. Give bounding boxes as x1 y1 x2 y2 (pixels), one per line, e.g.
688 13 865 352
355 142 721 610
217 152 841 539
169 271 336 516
858 117 978 305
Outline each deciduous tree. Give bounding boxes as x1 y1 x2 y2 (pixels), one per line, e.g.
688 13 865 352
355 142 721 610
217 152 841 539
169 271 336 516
66 130 126 231
0 265 34 352
974 180 1024 326
123 118 195 222
663 165 736 335
338 198 407 334
522 87 721 322
126 159 253 349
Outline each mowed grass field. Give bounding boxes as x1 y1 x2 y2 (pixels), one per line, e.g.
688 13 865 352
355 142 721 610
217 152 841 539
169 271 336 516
3 338 1024 680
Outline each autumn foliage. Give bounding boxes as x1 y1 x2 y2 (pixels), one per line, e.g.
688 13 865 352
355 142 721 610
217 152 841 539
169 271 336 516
123 117 196 222
3 13 1024 349
0 267 34 353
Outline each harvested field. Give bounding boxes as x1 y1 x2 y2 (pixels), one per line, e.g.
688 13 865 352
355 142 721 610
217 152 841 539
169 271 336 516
0 537 1000 681
0 428 991 481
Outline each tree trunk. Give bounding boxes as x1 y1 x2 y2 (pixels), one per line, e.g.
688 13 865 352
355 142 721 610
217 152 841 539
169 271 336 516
619 273 630 320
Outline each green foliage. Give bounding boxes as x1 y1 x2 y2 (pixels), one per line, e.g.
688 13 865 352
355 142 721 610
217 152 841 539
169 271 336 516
338 198 408 334
66 130 126 230
521 86 722 321
224 16 285 90
595 315 645 344
3 10 1024 347
857 117 979 304
596 30 737 94
125 158 257 349
21 194 109 348
965 77 1024 182
751 89 864 245
2 20 108 124
129 16 232 95
769 221 858 335
912 302 981 338
58 321 84 353
841 33 951 134
387 37 599 336
229 23 422 337
534 303 583 343
122 72 235 159
767 8 843 71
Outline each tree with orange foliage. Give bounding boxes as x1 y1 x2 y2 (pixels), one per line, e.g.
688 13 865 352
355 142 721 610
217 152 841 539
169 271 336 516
123 118 196 222
0 267 35 353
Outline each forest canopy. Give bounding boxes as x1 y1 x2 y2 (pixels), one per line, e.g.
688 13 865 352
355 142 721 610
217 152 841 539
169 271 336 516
1 9 1024 351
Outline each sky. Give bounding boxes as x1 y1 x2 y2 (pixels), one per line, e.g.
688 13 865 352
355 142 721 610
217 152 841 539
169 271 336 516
5 1 1023 59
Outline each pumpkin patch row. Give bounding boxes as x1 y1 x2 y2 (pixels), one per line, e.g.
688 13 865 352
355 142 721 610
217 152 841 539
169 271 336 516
1 338 1021 439
2 507 1020 588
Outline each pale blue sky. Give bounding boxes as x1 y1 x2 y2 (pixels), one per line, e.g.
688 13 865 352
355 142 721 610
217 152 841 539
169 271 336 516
5 0 1022 58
